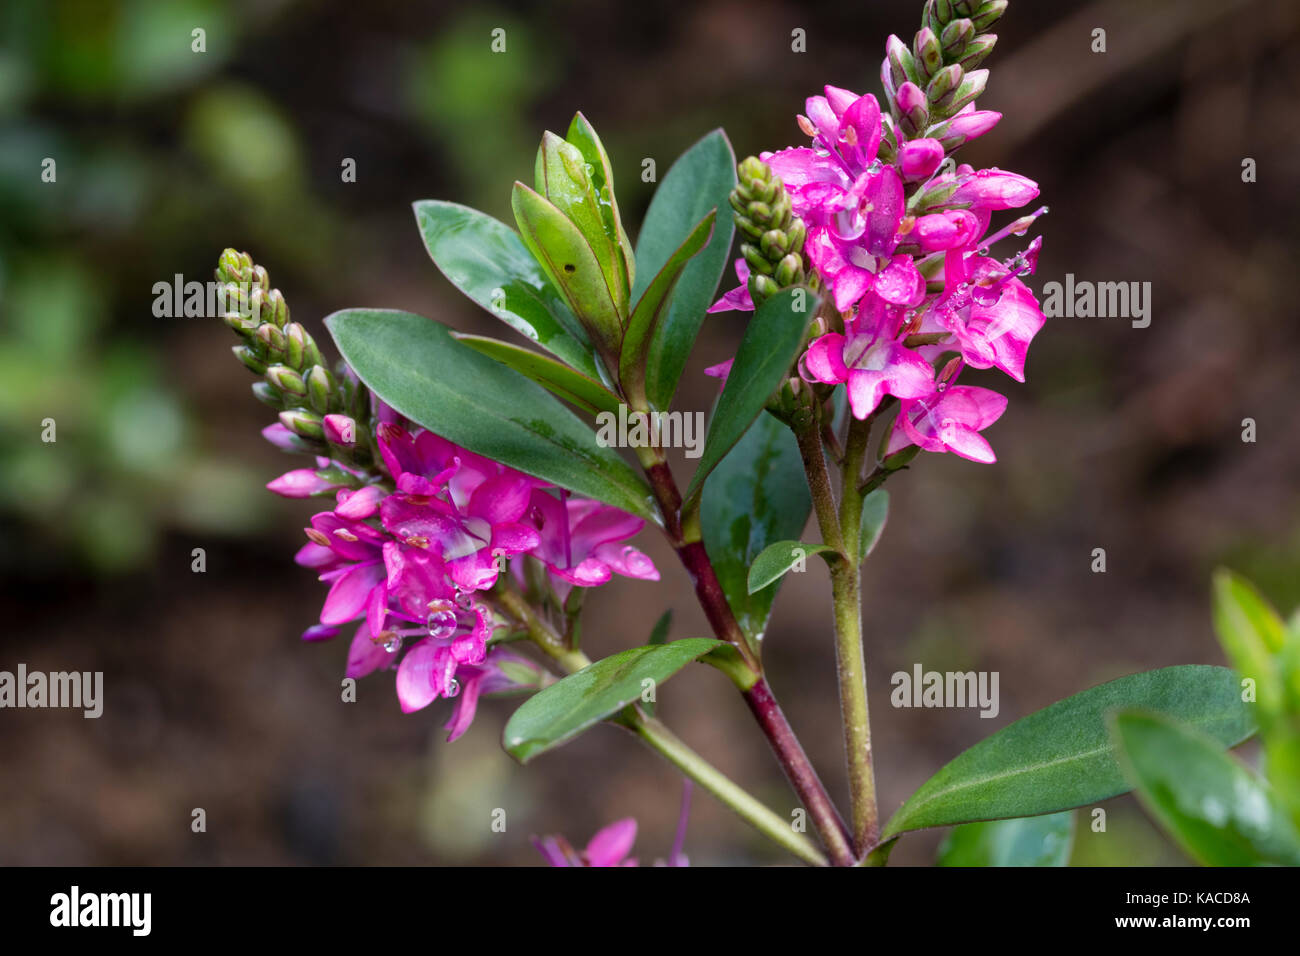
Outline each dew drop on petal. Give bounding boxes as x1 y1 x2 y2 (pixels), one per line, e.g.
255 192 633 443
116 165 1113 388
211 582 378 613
384 636 403 654
427 609 458 640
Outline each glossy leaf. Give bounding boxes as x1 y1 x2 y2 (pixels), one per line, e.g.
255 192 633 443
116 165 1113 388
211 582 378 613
565 112 635 294
453 333 620 416
937 811 1075 867
503 638 723 763
325 309 656 521
701 410 811 645
647 610 673 646
1112 709 1300 866
412 200 598 378
684 288 814 506
747 540 834 595
859 489 889 559
512 182 625 366
535 132 628 314
882 665 1256 838
635 129 737 409
620 210 716 406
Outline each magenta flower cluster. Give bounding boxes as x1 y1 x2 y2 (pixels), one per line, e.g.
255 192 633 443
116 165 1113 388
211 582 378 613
267 413 658 738
713 84 1047 464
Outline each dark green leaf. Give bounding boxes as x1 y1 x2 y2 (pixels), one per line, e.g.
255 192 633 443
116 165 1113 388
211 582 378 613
882 665 1256 838
453 333 620 416
684 288 814 506
937 812 1075 867
635 129 737 409
860 489 889 559
503 638 723 762
702 411 811 645
412 200 598 378
1112 709 1300 866
620 210 715 407
325 309 656 521
746 540 833 595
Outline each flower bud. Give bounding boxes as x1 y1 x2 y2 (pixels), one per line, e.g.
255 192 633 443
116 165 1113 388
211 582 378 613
264 288 289 328
927 64 963 109
937 68 988 117
256 323 288 363
883 34 919 98
940 18 975 55
305 364 334 414
931 108 1001 150
265 364 308 398
323 413 357 447
913 27 944 81
232 345 267 375
897 138 946 181
895 82 930 138
252 381 285 409
280 408 325 441
950 168 1039 210
283 322 308 369
955 33 996 72
774 253 804 287
972 0 1007 32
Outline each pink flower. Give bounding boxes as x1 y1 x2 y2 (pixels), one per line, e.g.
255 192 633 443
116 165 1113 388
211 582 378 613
801 294 934 419
887 383 1008 464
377 423 541 593
707 259 755 314
533 818 639 867
518 490 658 602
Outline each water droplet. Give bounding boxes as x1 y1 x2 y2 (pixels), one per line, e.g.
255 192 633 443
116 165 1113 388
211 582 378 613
454 589 474 611
384 636 403 654
445 678 461 698
427 609 457 640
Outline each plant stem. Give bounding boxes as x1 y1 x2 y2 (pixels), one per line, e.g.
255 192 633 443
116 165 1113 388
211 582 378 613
643 456 856 866
794 418 845 556
626 712 828 867
497 583 827 866
834 413 880 854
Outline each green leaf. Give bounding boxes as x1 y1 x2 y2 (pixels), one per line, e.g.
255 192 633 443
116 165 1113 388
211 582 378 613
619 210 716 407
1212 568 1286 714
859 488 889 559
684 288 813 506
565 112 635 294
511 182 625 366
534 131 628 314
635 129 737 409
1112 709 1300 866
882 665 1256 838
325 309 657 521
701 410 811 645
412 200 598 378
452 333 620 416
647 610 673 646
746 539 834 594
503 638 723 762
937 811 1075 867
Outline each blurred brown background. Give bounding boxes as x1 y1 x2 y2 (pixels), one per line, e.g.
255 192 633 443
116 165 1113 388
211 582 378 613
2 0 1298 865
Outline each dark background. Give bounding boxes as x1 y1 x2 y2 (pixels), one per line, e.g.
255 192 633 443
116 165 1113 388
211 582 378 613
2 0 1298 865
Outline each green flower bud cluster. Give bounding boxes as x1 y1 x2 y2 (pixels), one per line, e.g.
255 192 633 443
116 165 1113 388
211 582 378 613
730 157 807 308
884 0 1006 140
215 249 374 468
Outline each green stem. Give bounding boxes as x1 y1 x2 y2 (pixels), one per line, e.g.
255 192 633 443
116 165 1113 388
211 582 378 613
497 584 827 866
626 713 828 867
834 413 880 854
794 417 845 556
